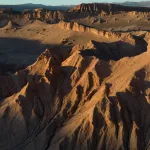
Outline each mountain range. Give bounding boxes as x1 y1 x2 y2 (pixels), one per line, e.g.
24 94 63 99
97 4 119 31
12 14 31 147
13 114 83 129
121 1 150 7
0 3 75 11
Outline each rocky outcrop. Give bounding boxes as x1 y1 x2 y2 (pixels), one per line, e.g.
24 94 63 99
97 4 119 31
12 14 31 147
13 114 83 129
58 21 87 32
69 3 150 14
127 11 150 17
69 3 120 14
58 21 121 38
0 8 67 24
58 21 139 42
22 9 68 23
0 8 20 23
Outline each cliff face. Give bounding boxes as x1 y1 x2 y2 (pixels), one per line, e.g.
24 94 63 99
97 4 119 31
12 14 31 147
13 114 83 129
0 39 150 150
58 21 87 32
69 3 118 14
22 9 67 23
69 3 150 14
58 21 120 38
58 21 138 43
0 8 20 23
0 8 67 24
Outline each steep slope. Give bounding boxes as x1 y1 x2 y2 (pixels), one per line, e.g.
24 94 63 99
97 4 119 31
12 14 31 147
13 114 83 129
0 38 150 150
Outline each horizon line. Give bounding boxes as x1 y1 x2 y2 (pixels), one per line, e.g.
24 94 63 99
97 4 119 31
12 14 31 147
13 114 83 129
0 1 143 6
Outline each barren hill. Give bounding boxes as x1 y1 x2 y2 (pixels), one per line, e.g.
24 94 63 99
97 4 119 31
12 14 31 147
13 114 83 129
1 2 150 150
0 37 150 150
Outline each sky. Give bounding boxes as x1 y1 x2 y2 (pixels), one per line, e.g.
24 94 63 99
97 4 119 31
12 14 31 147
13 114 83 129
0 0 147 5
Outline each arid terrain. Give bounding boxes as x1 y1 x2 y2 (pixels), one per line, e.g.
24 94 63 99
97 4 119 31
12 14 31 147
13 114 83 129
0 3 150 150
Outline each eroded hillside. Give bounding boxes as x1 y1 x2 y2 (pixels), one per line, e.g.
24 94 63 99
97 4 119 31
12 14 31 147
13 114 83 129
0 2 150 150
0 32 149 150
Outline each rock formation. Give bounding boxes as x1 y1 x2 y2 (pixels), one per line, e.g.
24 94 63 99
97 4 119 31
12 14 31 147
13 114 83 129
69 3 150 14
22 9 68 23
1 2 150 150
58 21 87 32
127 11 150 17
58 21 140 42
0 37 150 150
79 39 147 60
0 8 67 24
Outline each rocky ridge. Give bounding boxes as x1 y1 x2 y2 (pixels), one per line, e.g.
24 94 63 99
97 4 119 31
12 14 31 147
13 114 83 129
58 21 121 38
69 3 150 14
0 38 150 150
58 21 140 43
22 9 68 23
1 2 150 150
1 3 150 25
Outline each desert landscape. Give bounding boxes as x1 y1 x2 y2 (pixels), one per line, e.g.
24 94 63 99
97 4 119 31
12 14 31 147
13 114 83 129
0 1 150 150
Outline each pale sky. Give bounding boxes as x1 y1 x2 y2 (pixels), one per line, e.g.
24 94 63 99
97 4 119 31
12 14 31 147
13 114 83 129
0 0 146 5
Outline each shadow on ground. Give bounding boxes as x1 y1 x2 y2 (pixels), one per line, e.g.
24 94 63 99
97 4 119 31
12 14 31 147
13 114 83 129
79 36 147 61
0 37 72 74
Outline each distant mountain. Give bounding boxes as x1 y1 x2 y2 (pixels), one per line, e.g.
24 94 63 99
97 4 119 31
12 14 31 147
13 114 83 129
121 1 150 7
0 3 75 11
